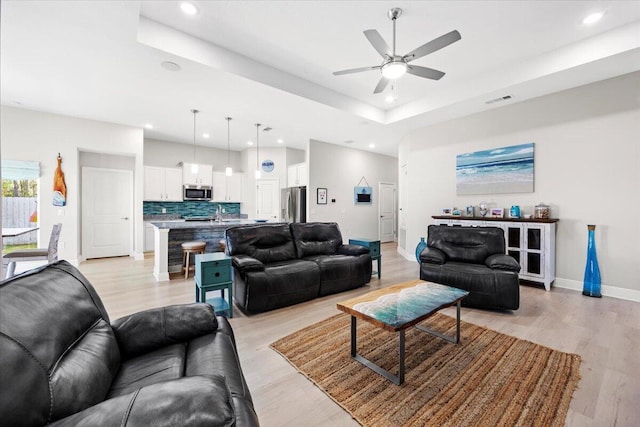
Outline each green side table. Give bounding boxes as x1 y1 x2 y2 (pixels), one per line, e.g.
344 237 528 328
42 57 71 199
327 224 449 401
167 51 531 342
195 252 233 317
349 238 381 278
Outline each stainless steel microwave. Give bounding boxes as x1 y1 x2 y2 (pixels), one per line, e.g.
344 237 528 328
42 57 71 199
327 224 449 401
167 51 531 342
183 185 212 201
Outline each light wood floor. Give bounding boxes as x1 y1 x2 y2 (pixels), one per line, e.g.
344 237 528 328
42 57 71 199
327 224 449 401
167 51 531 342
78 244 640 427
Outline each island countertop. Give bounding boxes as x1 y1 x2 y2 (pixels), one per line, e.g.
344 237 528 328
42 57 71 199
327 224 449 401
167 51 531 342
150 219 273 229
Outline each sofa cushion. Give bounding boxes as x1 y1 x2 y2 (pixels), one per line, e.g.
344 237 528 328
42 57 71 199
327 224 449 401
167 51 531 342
290 222 342 258
108 343 186 398
111 303 217 360
305 254 372 296
427 225 505 264
50 376 236 427
236 259 321 313
226 223 297 263
0 261 119 426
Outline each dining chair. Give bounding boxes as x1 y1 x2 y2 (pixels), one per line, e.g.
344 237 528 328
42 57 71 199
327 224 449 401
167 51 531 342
2 223 62 279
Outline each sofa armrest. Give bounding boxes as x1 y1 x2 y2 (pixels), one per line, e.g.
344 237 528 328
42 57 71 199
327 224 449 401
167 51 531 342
337 244 370 256
232 255 265 272
49 376 237 427
111 303 218 359
485 254 521 272
419 247 446 264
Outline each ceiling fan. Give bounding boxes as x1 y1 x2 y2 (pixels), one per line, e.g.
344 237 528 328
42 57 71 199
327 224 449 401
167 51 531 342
333 8 461 94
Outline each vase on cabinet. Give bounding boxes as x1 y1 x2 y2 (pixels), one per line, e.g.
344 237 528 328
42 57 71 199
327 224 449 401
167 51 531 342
415 237 427 262
582 224 602 298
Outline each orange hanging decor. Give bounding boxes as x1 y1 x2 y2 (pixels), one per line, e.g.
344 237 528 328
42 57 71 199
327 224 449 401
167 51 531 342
53 153 67 206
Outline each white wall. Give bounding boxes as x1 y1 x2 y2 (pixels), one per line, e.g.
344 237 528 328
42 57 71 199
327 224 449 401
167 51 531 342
1 106 145 264
400 72 640 296
144 138 243 171
308 140 398 241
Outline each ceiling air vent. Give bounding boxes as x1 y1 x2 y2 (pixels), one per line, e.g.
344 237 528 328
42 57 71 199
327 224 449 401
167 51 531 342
485 95 513 105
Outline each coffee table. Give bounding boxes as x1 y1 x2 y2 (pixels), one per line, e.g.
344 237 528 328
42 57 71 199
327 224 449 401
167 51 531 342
336 279 469 385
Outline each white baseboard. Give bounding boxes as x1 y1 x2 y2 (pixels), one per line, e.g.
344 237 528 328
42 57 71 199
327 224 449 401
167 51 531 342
554 278 640 302
134 252 145 261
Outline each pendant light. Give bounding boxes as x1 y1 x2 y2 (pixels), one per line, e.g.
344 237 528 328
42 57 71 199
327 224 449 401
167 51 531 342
255 123 261 179
190 109 199 174
225 117 233 176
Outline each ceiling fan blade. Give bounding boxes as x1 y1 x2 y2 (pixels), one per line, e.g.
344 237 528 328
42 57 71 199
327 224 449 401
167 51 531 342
407 65 446 80
333 65 381 76
373 76 390 94
404 30 461 62
364 29 392 59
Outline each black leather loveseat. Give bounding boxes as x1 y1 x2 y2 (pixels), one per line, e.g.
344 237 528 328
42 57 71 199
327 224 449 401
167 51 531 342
0 261 259 427
225 222 372 313
419 225 520 310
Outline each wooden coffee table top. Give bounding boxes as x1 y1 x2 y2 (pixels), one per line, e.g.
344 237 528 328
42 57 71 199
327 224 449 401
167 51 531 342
337 280 469 332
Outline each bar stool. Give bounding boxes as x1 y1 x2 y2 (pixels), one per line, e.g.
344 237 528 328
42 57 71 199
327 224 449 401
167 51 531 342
181 241 206 279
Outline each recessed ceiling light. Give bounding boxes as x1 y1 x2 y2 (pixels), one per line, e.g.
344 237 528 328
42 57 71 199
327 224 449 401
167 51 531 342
202 133 210 138
144 123 153 129
160 61 181 71
369 143 375 149
582 12 604 25
247 141 254 146
277 139 283 144
180 2 198 15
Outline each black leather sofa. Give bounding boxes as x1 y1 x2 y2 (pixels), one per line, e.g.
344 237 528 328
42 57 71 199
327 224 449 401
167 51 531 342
419 225 520 310
225 222 372 313
0 261 259 427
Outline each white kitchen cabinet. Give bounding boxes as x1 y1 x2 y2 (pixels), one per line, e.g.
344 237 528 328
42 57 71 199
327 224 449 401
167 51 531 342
212 171 244 202
182 163 213 186
144 166 183 201
287 162 307 187
432 217 557 291
144 221 155 252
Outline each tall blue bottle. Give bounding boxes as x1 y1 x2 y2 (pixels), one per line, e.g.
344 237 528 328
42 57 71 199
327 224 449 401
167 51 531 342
415 237 427 262
582 224 602 298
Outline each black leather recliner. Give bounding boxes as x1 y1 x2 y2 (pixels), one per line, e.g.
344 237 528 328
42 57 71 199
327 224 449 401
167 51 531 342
0 261 259 427
226 222 372 314
419 225 520 310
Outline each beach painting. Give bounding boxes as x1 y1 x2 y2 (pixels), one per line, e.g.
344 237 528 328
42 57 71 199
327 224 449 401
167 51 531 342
456 143 534 195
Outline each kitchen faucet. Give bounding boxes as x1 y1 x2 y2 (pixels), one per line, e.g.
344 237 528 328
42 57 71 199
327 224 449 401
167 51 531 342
215 205 222 223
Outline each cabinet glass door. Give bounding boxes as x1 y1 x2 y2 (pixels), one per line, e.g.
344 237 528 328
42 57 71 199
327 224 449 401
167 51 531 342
508 250 520 265
507 227 521 248
527 253 542 275
527 228 542 250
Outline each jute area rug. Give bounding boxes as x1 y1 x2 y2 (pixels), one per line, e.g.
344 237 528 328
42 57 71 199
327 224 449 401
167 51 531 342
271 313 581 427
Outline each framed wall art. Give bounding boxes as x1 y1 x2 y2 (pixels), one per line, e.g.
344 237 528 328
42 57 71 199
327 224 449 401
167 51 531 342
456 143 534 195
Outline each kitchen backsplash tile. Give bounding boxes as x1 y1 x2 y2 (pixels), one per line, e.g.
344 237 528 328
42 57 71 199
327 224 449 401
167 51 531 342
143 201 241 217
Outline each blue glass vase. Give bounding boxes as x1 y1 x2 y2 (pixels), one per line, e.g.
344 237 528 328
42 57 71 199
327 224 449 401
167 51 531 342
582 224 602 298
415 237 427 262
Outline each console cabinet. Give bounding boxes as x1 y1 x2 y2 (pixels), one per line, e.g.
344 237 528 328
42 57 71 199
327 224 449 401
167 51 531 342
432 217 558 291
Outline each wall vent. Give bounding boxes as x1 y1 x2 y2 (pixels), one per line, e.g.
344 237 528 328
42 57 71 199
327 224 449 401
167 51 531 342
485 95 513 105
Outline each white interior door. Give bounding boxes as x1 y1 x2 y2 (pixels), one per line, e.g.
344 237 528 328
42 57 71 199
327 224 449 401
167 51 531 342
256 178 280 220
379 182 396 243
82 167 132 259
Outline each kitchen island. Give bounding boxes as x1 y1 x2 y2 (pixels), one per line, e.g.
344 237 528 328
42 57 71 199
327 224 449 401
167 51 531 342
151 219 270 281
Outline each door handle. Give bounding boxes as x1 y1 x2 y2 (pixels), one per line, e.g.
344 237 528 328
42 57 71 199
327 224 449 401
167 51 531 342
121 217 129 220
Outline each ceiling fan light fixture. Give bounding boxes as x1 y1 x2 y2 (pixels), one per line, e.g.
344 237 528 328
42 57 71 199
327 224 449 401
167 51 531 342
381 61 407 79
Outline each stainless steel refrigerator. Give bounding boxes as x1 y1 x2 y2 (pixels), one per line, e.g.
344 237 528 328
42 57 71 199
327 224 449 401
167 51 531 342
281 186 306 223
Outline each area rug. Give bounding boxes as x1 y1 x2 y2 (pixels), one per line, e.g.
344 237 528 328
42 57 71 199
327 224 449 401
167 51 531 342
270 313 581 427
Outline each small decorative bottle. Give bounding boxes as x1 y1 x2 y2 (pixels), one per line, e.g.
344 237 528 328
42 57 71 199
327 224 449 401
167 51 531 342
415 237 427 262
582 224 602 298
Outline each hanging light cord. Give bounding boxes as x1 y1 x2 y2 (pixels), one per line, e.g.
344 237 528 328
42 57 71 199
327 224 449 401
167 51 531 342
255 123 261 171
191 109 199 162
226 117 231 164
